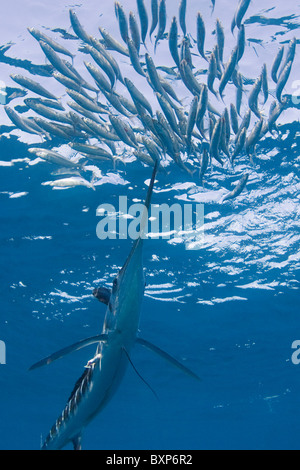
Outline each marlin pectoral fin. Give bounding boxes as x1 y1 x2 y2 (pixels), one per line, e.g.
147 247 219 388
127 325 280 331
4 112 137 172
93 286 111 305
136 338 201 381
29 334 108 371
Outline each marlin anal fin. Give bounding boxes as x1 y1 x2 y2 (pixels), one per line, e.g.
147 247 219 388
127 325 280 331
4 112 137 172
72 434 82 450
29 334 108 371
122 347 158 399
136 338 201 381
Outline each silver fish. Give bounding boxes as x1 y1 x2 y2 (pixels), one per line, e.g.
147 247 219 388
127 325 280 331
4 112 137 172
115 2 129 44
136 0 148 46
69 9 91 44
179 0 187 37
109 115 138 148
216 19 225 64
85 45 116 88
168 17 180 68
196 12 207 62
276 60 293 104
232 127 246 162
154 0 167 51
237 24 245 62
28 27 74 60
84 62 112 94
207 52 218 97
230 103 239 134
261 64 268 104
83 118 120 141
39 41 78 82
24 99 72 124
248 75 262 119
69 143 113 160
10 74 58 101
4 106 44 136
98 27 129 56
209 118 223 165
66 89 107 114
149 0 159 40
233 0 251 31
245 118 264 156
124 78 153 116
219 46 239 98
129 11 141 53
28 148 82 167
127 38 146 77
187 95 199 145
223 173 249 201
271 45 284 83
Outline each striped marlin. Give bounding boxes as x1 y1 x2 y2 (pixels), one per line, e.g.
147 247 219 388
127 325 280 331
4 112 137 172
30 161 199 450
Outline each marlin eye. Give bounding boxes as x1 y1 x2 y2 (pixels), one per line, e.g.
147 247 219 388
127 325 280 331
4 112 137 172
113 278 118 288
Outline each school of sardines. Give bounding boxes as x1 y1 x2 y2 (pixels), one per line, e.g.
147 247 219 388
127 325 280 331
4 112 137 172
3 0 297 199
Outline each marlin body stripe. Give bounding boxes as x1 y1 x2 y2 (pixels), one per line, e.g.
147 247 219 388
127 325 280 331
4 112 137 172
30 161 199 450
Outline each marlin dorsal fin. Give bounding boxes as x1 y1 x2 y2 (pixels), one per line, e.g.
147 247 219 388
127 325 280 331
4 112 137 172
139 159 158 240
29 334 108 371
136 337 201 381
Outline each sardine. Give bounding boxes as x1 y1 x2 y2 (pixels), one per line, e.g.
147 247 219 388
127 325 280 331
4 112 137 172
10 74 58 101
248 75 262 119
245 118 263 156
66 89 107 114
129 11 141 53
39 41 78 81
169 17 180 68
209 118 223 165
271 45 284 83
24 99 72 124
127 38 146 77
179 0 187 37
261 64 268 104
109 115 138 148
219 46 239 98
98 27 129 56
28 27 74 60
223 173 249 201
84 62 112 94
207 52 218 97
187 95 199 145
237 24 245 62
154 0 167 51
85 45 116 88
124 78 153 116
136 0 148 46
115 2 129 44
230 103 239 134
69 143 113 160
196 12 207 61
276 60 292 104
216 19 225 64
232 127 246 162
234 0 251 31
149 0 159 40
69 9 91 44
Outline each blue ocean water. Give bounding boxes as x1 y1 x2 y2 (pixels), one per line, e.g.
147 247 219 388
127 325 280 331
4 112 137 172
0 0 299 450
